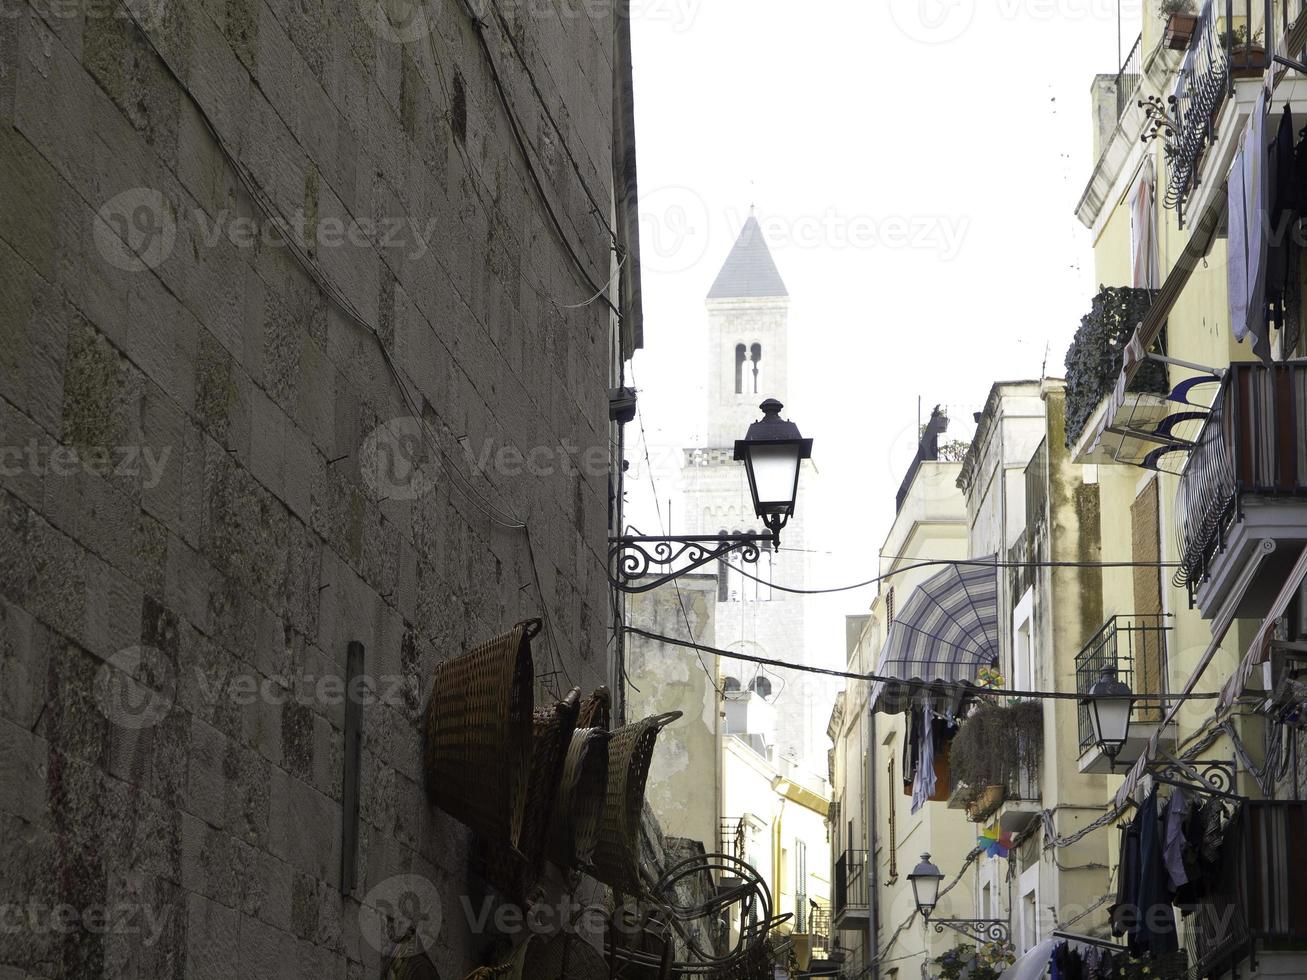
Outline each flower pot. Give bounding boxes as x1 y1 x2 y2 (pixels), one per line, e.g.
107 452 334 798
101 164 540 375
1165 12 1198 50
1231 43 1268 78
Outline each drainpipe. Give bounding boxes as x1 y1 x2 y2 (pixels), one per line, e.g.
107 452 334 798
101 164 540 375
868 704 880 980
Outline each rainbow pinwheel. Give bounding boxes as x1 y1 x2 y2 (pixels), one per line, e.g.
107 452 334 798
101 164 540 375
977 825 1013 859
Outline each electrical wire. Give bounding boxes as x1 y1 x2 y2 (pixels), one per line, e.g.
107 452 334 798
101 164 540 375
112 0 599 681
475 0 621 247
621 626 1225 703
629 363 724 700
721 556 1186 596
456 0 622 317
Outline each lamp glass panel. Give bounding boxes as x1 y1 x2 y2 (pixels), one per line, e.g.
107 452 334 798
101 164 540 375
1092 698 1133 747
745 443 801 513
912 874 941 912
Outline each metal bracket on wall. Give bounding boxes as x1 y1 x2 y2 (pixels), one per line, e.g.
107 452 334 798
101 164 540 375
931 918 1011 945
607 533 775 594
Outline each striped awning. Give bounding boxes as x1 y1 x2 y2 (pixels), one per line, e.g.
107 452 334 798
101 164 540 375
870 559 1000 713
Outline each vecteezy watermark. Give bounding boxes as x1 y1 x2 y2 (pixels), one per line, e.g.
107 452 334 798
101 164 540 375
465 0 702 32
93 190 445 274
361 417 441 502
739 209 970 260
0 442 172 489
93 646 177 732
94 649 419 730
887 0 976 44
639 185 713 275
93 188 177 274
888 0 1142 44
0 900 172 945
360 875 444 956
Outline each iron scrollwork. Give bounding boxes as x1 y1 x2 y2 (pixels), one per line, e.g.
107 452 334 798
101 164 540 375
608 534 774 594
931 918 1011 945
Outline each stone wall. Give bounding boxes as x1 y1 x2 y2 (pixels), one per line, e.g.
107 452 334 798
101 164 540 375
0 0 628 976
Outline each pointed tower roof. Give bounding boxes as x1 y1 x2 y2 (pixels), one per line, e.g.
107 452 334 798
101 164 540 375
707 216 788 300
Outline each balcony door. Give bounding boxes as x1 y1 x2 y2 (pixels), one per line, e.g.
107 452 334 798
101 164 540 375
1132 480 1166 721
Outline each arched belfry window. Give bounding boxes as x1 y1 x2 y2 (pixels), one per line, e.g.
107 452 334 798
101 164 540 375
734 344 747 395
750 343 763 394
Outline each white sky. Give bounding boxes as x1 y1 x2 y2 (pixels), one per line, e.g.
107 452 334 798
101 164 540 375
625 0 1144 678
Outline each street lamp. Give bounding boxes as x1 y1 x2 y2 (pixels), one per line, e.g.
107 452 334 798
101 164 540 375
1083 667 1136 770
609 401 812 593
910 852 1013 945
734 399 813 543
908 853 945 920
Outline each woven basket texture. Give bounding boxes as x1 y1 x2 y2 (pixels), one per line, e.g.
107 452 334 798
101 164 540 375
590 711 682 895
548 727 609 869
482 688 581 899
423 620 538 850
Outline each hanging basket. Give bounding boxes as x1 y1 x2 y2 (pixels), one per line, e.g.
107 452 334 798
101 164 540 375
576 686 611 731
423 619 538 851
590 711 683 896
548 726 610 870
482 688 582 900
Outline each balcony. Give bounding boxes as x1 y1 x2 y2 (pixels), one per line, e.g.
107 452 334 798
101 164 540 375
832 850 871 931
1176 363 1307 621
1184 801 1307 979
1159 0 1307 229
1075 615 1175 773
1065 286 1169 461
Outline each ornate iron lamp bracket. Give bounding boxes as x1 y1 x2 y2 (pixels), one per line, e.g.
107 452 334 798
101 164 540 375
608 533 774 594
931 918 1011 945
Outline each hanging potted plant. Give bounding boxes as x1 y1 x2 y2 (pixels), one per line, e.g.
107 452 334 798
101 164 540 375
1161 0 1198 50
1222 24 1268 78
948 700 1043 822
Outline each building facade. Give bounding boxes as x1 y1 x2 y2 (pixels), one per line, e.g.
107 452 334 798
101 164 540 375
0 2 643 977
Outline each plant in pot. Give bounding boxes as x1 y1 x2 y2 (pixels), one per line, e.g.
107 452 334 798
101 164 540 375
948 699 1043 818
1161 0 1198 50
1221 24 1267 78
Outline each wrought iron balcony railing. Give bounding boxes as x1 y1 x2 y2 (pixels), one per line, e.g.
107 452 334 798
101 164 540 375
833 849 870 916
1175 363 1307 596
1115 31 1144 123
1075 615 1173 751
1184 801 1307 978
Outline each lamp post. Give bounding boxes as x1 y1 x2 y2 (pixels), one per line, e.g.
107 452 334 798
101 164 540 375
609 400 812 593
910 852 1012 945
1083 667 1136 771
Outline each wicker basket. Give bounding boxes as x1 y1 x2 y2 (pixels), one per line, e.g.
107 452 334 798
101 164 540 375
590 711 682 896
548 726 610 870
423 620 538 851
482 688 582 900
576 687 611 731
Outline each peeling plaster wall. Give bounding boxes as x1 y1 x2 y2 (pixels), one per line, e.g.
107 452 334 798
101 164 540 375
0 1 624 976
626 574 721 851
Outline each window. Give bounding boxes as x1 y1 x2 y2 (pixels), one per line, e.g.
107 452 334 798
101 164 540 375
749 675 773 698
723 676 741 693
885 587 895 626
1018 862 1040 953
749 343 763 393
1012 588 1034 693
734 344 747 394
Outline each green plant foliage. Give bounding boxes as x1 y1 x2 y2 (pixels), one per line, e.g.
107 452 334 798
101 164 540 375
1159 0 1195 16
949 700 1043 793
1063 286 1166 448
